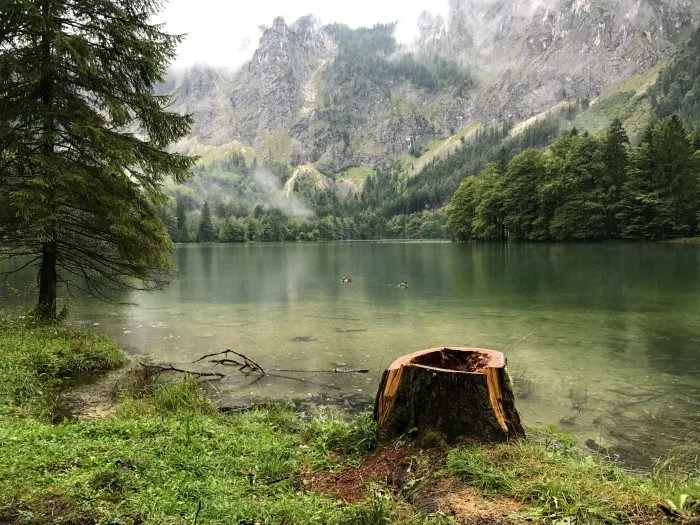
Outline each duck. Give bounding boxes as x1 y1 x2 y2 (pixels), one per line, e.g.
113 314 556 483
398 281 408 288
341 276 352 283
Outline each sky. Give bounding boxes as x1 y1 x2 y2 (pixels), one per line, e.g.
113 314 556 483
159 0 450 68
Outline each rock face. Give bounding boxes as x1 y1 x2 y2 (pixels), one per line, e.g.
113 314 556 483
231 16 337 144
161 2 699 173
444 0 700 121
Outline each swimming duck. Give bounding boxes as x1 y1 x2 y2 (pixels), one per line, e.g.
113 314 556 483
341 276 352 283
399 281 408 288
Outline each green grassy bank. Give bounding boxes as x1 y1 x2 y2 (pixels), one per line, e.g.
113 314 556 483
0 318 698 524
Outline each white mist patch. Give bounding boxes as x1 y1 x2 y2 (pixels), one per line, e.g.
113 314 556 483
252 169 313 218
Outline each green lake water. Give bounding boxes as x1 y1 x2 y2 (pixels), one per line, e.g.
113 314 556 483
2 242 699 467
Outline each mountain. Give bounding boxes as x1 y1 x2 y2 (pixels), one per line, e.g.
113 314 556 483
441 0 698 118
160 0 699 178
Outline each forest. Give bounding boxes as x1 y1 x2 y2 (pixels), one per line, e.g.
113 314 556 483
447 116 700 241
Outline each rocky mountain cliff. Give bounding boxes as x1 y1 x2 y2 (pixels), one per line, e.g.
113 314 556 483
161 0 699 175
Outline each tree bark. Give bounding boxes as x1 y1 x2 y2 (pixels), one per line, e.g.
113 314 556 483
36 0 58 320
37 240 57 320
374 347 525 443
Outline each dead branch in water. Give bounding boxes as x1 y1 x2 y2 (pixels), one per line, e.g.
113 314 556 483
270 368 369 374
266 373 342 390
144 349 367 392
193 349 266 376
138 361 225 380
192 349 240 364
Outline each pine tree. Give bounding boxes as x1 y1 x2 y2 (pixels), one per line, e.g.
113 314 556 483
0 0 194 319
653 115 698 235
618 116 698 239
198 202 215 242
601 119 629 237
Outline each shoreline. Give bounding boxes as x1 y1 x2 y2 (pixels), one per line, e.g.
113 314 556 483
1 319 698 524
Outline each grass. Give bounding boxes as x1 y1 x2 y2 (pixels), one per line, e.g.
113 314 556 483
337 165 376 182
571 61 666 141
1 319 699 524
260 130 293 163
445 432 700 524
573 90 652 140
411 122 480 174
0 318 442 524
0 314 125 419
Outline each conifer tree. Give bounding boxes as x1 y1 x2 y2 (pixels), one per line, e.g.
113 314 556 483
0 0 194 318
601 118 629 237
198 202 215 242
618 116 698 239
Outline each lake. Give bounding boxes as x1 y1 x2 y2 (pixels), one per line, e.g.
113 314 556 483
2 241 700 467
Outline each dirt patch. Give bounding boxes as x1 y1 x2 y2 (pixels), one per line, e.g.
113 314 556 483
61 363 137 420
302 445 445 502
0 494 96 525
411 478 526 524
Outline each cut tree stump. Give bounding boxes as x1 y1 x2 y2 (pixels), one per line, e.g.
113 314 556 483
374 347 525 443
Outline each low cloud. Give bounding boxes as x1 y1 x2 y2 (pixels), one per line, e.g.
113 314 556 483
251 169 313 218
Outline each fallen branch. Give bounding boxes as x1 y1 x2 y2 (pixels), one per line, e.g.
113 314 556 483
193 349 266 376
270 368 369 374
138 361 225 380
266 373 341 391
209 358 243 366
230 350 266 376
265 475 291 485
192 349 238 363
193 500 202 525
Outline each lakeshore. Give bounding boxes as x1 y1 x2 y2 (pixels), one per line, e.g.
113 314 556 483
1 317 698 525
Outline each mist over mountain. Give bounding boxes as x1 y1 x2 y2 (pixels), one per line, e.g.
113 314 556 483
160 0 699 176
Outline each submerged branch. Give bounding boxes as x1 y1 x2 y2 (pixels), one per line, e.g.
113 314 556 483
138 361 225 380
270 368 370 374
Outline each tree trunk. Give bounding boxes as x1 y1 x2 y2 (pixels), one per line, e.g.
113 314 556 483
37 241 57 320
36 0 57 321
374 347 525 443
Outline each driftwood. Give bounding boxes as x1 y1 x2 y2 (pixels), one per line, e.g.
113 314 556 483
270 368 369 374
193 349 266 376
140 349 367 392
138 361 225 380
375 347 525 443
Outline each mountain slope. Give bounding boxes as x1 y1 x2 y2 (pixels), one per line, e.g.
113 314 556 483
160 1 699 178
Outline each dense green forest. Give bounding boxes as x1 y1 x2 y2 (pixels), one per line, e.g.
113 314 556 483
651 29 700 127
447 116 700 241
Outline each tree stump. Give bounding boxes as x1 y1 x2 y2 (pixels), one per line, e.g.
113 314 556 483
374 347 525 443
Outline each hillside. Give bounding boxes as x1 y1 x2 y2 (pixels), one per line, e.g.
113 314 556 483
156 8 700 244
161 0 699 176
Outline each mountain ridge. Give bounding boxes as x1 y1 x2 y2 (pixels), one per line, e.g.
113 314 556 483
160 0 699 175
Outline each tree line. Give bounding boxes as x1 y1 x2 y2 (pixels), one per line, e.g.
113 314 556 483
447 116 700 241
165 201 446 243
